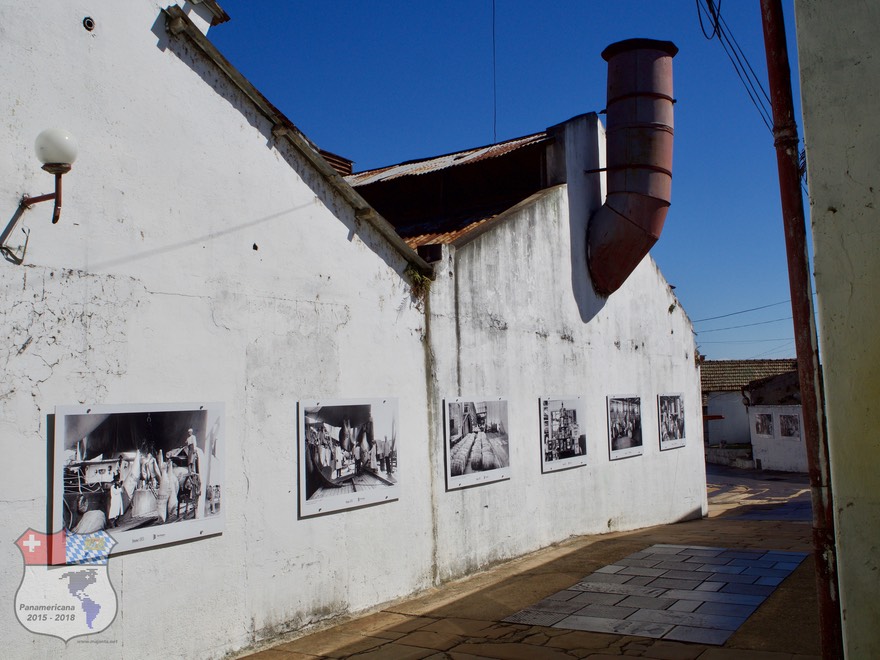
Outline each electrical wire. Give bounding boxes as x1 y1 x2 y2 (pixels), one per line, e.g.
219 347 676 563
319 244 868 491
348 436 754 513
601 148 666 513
696 316 793 334
696 0 773 133
696 0 721 39
492 0 497 143
696 0 810 194
749 339 795 358
693 299 790 323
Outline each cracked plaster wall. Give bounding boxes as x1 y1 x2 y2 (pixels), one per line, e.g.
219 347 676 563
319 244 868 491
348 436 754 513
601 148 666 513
1 3 432 658
3 4 706 659
425 137 707 582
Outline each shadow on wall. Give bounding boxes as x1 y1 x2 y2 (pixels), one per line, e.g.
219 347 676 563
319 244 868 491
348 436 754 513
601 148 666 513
567 136 607 325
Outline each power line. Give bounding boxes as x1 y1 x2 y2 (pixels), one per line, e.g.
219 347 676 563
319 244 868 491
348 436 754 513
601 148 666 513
696 0 774 133
697 315 793 334
693 299 790 323
492 0 497 143
749 339 795 359
695 0 810 193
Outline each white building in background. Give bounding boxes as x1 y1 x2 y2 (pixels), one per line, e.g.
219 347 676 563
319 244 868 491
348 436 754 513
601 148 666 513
743 370 806 473
0 3 705 658
700 359 797 447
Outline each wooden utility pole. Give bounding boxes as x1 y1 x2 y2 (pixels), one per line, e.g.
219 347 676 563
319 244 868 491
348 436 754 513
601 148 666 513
759 1 843 657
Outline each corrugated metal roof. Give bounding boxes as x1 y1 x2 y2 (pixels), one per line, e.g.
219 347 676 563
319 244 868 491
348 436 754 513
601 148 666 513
403 217 496 249
346 132 551 186
701 359 798 393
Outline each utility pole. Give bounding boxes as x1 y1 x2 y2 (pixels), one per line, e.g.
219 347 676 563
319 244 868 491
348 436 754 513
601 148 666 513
759 1 843 657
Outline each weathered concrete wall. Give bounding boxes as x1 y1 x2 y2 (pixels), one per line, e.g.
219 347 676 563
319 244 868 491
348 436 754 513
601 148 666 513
796 2 880 655
749 405 807 472
1 3 433 657
426 115 707 582
704 392 751 446
1 4 707 658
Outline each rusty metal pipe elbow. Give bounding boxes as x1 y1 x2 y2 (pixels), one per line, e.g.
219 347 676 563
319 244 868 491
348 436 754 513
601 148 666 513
588 39 678 296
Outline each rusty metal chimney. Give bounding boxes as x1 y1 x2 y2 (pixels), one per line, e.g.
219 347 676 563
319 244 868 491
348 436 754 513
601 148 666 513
587 38 678 296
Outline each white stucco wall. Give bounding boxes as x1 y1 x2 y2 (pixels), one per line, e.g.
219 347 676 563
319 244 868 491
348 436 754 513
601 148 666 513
1 4 707 658
704 391 751 446
1 3 433 657
748 405 807 472
796 2 880 656
426 115 707 582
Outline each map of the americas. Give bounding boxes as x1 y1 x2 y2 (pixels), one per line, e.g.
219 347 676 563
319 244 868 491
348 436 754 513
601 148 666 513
61 568 102 629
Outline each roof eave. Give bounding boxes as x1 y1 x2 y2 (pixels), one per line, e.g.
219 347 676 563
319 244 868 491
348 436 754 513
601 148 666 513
162 6 433 277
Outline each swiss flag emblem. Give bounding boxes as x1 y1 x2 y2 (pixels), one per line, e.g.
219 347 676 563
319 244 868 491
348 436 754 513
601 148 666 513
14 529 67 566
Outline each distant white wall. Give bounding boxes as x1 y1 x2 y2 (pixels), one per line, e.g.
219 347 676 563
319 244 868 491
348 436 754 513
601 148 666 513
748 405 807 472
705 392 750 445
797 2 880 655
0 4 707 659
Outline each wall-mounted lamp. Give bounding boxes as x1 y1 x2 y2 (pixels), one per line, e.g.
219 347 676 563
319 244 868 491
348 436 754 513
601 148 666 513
1 128 78 264
24 128 79 224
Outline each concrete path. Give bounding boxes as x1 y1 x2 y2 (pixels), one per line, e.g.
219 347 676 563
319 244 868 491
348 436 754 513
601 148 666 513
239 465 818 659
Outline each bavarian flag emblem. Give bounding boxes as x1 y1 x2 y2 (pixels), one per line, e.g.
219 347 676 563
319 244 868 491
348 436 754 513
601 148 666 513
14 529 118 641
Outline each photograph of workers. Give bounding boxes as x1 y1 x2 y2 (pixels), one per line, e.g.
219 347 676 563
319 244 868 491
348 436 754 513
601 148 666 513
657 394 686 450
54 402 224 555
299 398 399 517
539 396 588 472
607 395 643 460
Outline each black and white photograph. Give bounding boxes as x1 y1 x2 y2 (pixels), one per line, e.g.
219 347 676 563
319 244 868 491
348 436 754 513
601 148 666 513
53 402 224 555
755 413 774 437
657 394 686 450
540 397 587 472
780 413 801 439
607 396 643 460
445 398 510 490
298 398 399 517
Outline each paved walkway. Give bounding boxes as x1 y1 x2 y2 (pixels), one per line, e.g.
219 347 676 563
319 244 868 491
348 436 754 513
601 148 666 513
240 465 818 659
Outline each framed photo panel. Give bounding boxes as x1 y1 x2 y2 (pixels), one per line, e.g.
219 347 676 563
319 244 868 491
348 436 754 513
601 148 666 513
539 396 587 472
607 395 643 460
754 413 774 437
444 397 510 490
657 394 686 450
53 402 225 556
780 414 801 439
298 397 399 518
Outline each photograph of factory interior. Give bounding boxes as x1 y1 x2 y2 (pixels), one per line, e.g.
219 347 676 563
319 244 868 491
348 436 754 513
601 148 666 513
541 398 587 467
446 399 510 477
302 401 398 502
60 408 221 536
607 396 643 457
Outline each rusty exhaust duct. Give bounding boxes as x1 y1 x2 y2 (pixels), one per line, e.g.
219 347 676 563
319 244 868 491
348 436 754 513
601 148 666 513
587 38 678 296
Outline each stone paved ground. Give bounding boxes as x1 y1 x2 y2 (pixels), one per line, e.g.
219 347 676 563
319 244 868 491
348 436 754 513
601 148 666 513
238 466 818 659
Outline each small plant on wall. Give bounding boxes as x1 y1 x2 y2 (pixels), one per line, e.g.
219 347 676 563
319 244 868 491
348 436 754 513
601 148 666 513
404 263 432 309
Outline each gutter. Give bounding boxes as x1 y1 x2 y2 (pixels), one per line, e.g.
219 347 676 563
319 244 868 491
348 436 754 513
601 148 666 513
162 6 433 278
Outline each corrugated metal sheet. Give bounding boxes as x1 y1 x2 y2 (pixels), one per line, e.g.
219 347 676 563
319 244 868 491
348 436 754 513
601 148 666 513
346 132 551 187
402 217 496 249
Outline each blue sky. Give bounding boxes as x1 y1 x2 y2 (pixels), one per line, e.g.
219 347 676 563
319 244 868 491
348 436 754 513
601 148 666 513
208 1 806 360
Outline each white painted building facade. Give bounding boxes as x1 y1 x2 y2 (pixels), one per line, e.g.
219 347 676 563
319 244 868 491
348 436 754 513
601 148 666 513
748 405 806 473
0 3 705 658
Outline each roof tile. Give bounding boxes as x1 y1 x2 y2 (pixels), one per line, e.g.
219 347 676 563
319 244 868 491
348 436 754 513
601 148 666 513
700 359 798 392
